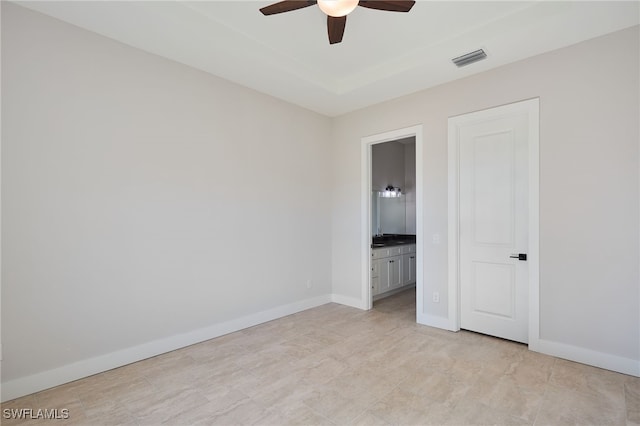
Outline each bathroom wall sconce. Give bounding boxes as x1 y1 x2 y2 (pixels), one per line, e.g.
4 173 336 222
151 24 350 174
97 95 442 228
379 185 402 198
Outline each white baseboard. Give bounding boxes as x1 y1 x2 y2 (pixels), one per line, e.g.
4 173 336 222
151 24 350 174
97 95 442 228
1 295 332 402
416 314 639 378
531 337 640 377
417 313 454 330
331 294 367 310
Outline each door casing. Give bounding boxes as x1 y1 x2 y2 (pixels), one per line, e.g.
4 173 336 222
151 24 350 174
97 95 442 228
448 98 540 348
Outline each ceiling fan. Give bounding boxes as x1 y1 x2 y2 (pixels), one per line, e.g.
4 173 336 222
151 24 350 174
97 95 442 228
260 0 416 45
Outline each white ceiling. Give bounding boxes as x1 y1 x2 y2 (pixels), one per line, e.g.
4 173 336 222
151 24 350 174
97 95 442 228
16 1 640 116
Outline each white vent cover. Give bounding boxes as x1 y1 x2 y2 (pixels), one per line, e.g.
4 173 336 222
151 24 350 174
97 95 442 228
452 49 487 67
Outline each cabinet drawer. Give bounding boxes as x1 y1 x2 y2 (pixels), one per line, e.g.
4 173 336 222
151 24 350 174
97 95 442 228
388 246 402 256
372 248 389 259
372 246 407 258
401 244 416 254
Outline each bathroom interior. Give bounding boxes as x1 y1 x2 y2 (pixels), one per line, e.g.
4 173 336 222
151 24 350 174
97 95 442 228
370 137 417 306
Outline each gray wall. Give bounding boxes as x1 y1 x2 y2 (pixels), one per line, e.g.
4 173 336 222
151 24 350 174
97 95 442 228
2 3 332 390
372 141 405 192
331 26 639 362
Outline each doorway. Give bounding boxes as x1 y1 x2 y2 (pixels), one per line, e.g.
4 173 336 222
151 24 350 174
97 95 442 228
361 125 424 313
448 99 539 344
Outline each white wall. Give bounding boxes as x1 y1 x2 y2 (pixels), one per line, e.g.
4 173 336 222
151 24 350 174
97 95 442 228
331 26 639 371
404 141 416 234
2 3 332 399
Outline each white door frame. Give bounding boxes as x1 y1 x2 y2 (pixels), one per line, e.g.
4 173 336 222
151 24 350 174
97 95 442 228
361 125 424 311
448 98 540 348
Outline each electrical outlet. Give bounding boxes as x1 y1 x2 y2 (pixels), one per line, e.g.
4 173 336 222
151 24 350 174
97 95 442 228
432 233 441 244
433 292 440 303
306 279 313 289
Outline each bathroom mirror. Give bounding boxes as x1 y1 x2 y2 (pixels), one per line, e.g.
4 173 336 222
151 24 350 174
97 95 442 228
372 192 406 235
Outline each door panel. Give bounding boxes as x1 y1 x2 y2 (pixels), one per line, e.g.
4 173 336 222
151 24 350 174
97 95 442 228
472 131 514 246
458 110 529 344
471 262 515 319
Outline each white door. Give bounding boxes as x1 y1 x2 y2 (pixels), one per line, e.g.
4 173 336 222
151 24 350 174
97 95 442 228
454 101 535 343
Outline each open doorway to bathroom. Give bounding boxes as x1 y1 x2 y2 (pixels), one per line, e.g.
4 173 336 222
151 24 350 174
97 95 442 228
361 125 423 317
371 138 417 308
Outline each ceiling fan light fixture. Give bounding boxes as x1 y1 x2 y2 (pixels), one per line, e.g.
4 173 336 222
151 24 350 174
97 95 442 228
317 0 359 17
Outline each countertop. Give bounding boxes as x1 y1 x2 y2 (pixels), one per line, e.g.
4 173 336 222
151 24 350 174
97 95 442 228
371 234 416 248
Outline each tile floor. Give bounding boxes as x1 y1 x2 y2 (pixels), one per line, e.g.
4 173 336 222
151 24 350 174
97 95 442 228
2 288 639 425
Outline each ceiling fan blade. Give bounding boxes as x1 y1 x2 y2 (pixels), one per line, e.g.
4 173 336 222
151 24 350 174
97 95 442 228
260 1 317 15
358 1 415 12
327 15 346 44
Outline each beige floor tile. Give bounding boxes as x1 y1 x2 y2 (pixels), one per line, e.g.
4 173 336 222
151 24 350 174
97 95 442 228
466 372 545 422
397 345 458 374
367 387 437 425
444 358 485 384
296 355 350 386
302 386 370 424
535 384 626 425
443 399 530 426
350 410 390 426
323 367 397 406
195 383 251 414
82 399 138 425
272 400 334 425
160 402 219 425
550 358 627 410
5 288 635 426
125 386 209 424
271 335 327 358
193 362 256 392
503 351 556 392
205 398 269 425
401 369 471 409
160 394 263 426
626 378 640 425
302 327 347 348
81 376 157 409
249 374 316 411
248 407 291 425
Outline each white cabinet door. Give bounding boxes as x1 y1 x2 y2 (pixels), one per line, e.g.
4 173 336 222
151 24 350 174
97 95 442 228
388 256 402 289
378 258 390 293
378 256 401 293
402 253 417 285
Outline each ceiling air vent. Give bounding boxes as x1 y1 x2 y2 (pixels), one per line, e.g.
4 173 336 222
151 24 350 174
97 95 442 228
452 49 487 67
